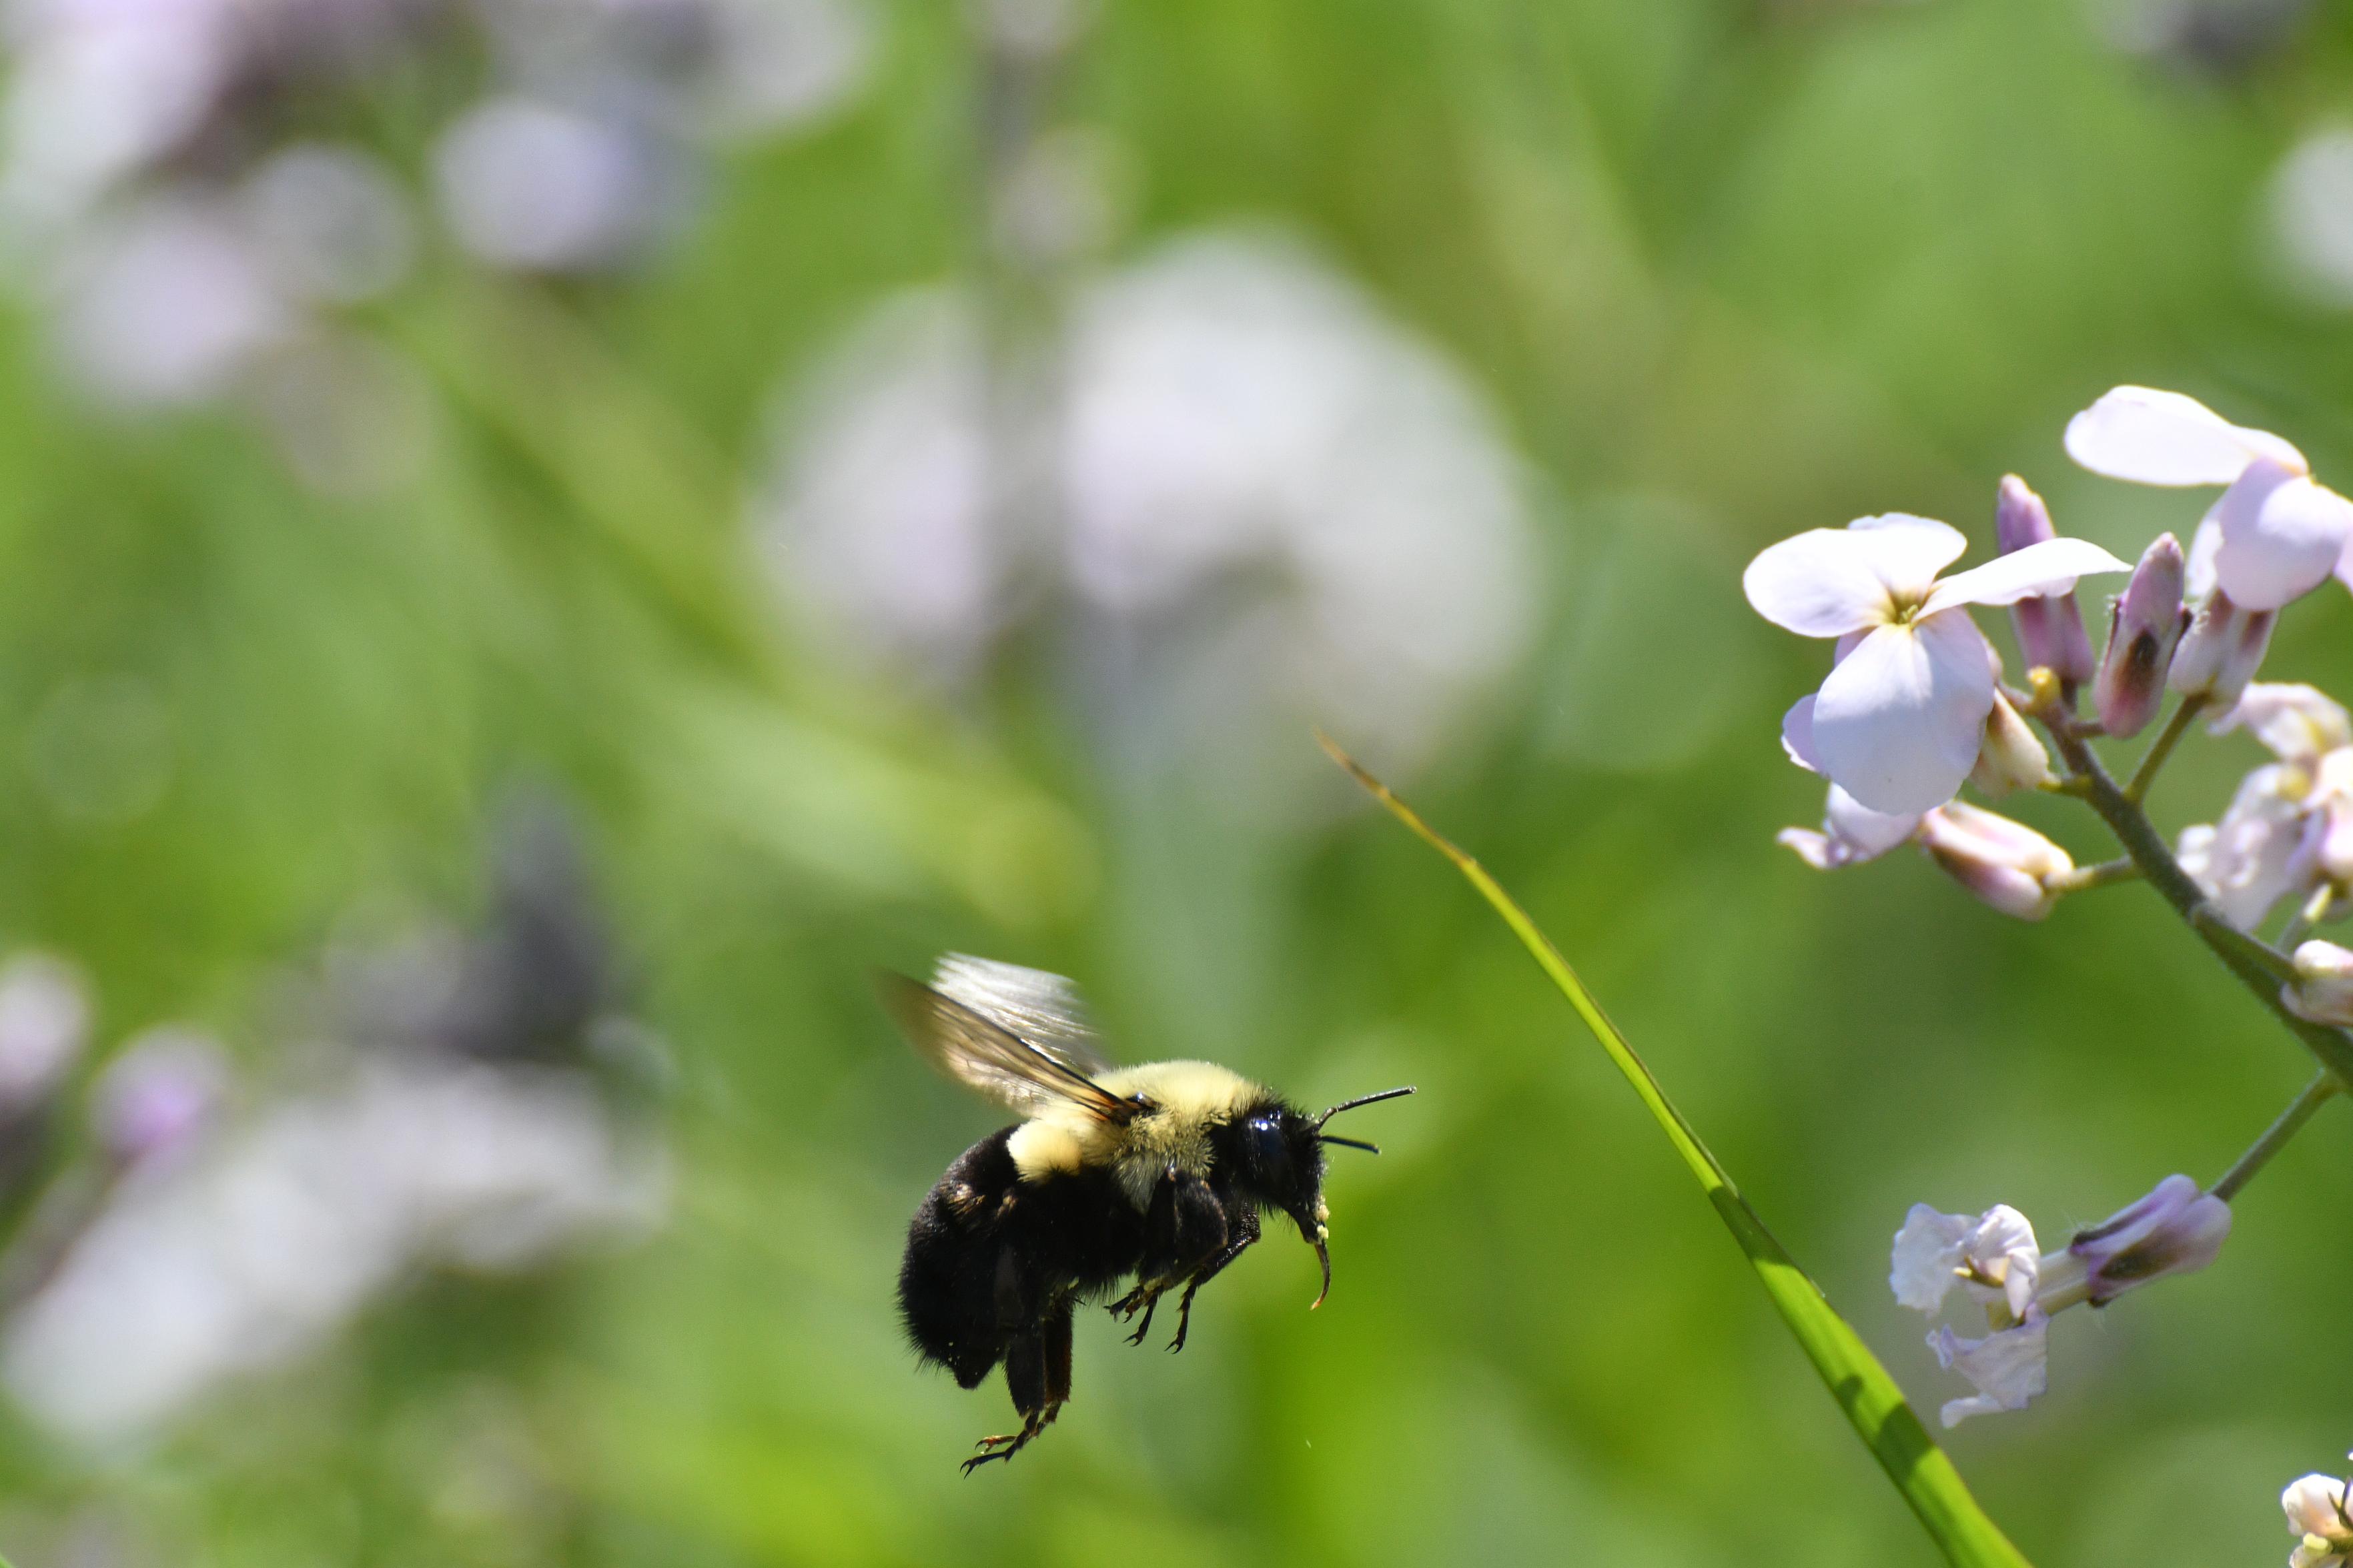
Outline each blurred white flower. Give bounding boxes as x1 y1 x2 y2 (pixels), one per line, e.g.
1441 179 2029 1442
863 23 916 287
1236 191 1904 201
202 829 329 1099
2 1057 664 1445
0 952 89 1116
2067 386 2353 611
48 197 291 407
242 144 414 305
434 98 671 272
2271 128 2353 310
759 233 1540 780
1746 514 2124 813
2286 1463 2353 1568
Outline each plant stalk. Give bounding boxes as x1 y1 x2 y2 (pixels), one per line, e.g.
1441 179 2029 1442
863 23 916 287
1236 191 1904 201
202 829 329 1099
2211 1074 2338 1202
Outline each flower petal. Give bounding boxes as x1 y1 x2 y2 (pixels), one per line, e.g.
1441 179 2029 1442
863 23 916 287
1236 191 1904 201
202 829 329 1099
1743 531 1895 638
1844 514 1969 600
2065 385 2306 486
2284 1475 2352 1537
2214 463 2353 610
1927 1311 2048 1429
1923 537 2130 614
1808 613 1994 815
1781 694 1823 773
1890 1204 1971 1313
2213 682 2353 763
1825 785 1922 860
2187 514 2222 600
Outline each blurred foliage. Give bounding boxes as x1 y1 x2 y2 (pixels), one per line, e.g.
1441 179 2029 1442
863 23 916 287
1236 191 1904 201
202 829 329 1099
3 0 2353 1565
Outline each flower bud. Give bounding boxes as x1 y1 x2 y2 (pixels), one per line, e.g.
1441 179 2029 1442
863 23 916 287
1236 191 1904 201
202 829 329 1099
1917 802 2073 920
1968 690 2056 798
2284 1468 2353 1568
2284 940 2353 1026
1996 476 2096 684
2040 1174 2231 1309
2170 586 2277 706
2093 532 2188 738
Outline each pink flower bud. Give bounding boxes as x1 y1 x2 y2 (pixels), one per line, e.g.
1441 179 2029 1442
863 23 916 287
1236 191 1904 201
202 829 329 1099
2170 587 2276 705
1996 477 2095 684
2060 1174 2230 1307
2094 532 2188 738
1917 802 2073 920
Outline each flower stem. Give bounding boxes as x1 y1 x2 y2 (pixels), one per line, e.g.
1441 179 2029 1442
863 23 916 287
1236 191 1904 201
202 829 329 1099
2039 718 2353 1092
2210 1073 2339 1203
2279 884 2337 953
2045 858 2140 895
2123 694 2206 805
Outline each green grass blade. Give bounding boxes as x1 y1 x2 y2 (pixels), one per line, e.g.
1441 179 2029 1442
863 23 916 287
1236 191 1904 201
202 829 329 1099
1321 736 2030 1567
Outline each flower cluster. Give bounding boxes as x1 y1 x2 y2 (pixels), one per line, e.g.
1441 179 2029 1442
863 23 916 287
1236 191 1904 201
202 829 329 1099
1751 387 2353 1449
2286 1461 2353 1568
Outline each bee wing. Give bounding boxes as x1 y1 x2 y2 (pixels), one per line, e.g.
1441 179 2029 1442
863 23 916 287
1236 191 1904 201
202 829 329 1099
880 970 1139 1126
929 953 1115 1077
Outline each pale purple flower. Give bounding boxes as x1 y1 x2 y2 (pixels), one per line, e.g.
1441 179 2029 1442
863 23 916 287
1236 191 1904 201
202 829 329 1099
2067 385 2353 611
1968 691 2056 798
2286 1464 2353 1568
1747 515 2126 813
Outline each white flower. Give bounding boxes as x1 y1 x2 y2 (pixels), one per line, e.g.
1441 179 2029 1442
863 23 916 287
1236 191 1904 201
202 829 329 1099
2180 682 2353 928
1892 1202 2041 1321
2285 1465 2353 1568
2067 386 2353 611
1747 516 2125 814
1927 1311 2049 1429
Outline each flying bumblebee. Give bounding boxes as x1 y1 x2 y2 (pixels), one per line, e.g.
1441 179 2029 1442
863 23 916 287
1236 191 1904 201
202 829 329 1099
883 954 1412 1471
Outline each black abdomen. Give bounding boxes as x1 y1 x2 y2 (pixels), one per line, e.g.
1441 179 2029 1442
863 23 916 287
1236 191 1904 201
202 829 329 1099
899 1126 1143 1387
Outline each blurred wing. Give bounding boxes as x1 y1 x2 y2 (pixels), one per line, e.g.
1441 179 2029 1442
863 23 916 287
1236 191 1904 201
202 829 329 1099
880 971 1139 1125
931 953 1115 1077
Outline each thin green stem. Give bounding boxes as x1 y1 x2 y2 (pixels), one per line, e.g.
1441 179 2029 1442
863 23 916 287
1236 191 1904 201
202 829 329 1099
2045 858 2140 895
2124 694 2207 805
2038 717 2353 1092
2279 883 2337 954
2211 1074 2338 1202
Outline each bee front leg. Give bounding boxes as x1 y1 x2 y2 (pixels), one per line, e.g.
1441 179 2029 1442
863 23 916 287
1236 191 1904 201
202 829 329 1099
1167 1203 1260 1354
1113 1166 1226 1346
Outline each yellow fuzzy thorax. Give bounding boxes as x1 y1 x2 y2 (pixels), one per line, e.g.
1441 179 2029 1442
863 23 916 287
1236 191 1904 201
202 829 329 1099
1005 1060 1267 1209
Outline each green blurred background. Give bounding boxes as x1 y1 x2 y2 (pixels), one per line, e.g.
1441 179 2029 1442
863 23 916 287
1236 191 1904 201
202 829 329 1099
0 0 2350 1563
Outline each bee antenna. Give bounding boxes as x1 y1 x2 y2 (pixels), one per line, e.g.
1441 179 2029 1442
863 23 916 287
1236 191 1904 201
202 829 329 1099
1319 1134 1381 1154
1314 1085 1416 1129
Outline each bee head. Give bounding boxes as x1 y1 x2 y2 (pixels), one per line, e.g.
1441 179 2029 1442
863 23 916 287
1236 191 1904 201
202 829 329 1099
1230 1085 1414 1309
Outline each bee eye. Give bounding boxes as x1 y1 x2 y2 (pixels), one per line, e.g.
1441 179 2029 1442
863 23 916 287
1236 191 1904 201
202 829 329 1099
1247 1116 1290 1182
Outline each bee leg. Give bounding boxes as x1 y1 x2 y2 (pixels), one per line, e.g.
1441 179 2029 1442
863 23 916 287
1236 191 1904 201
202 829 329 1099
1108 1283 1163 1345
1039 1301 1073 1427
1167 1205 1260 1354
965 1325 1054 1473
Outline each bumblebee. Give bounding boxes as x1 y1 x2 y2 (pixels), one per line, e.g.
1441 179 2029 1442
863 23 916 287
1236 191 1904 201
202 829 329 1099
883 954 1411 1471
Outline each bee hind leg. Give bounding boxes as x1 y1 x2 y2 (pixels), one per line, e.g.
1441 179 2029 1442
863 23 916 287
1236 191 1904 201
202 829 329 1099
963 1316 1063 1474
